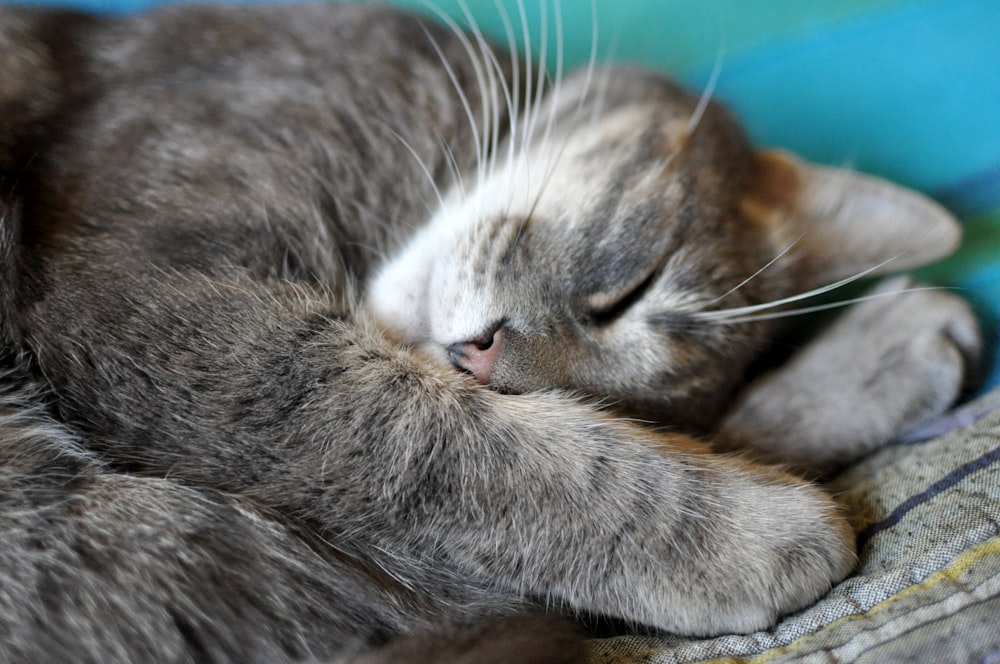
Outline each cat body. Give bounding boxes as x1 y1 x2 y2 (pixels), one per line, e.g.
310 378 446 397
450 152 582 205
0 3 980 661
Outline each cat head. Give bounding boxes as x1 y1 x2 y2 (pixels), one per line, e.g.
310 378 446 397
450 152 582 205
367 68 959 430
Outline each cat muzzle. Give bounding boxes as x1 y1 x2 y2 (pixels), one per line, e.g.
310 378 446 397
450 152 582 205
446 328 504 384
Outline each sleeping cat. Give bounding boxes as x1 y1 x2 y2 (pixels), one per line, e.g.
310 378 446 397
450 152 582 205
0 2 980 662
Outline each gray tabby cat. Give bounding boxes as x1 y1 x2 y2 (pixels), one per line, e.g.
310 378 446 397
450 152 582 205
0 2 981 662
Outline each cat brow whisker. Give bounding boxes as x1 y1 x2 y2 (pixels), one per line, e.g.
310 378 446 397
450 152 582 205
516 1 568 215
417 7 510 246
588 58 614 128
519 118 578 235
518 0 609 233
439 132 468 203
521 1 570 224
515 0 533 153
686 45 725 137
703 286 950 325
576 0 600 118
490 0 534 223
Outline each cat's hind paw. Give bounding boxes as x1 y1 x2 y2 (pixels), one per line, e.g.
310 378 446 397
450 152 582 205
718 277 981 473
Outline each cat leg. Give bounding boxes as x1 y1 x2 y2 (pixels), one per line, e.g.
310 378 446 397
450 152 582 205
24 271 856 638
260 325 858 636
715 277 981 474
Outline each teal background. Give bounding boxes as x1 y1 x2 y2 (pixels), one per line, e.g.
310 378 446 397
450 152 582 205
10 0 1000 388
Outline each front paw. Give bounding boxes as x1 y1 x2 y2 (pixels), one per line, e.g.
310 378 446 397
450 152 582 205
631 460 857 636
697 467 856 634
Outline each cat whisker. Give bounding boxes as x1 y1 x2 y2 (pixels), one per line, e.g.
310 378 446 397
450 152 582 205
416 10 492 190
576 0 601 119
587 58 615 129
454 0 510 189
537 0 565 170
498 0 561 237
513 1 608 238
486 0 529 223
417 7 516 246
686 45 725 137
698 285 950 326
523 0 549 152
443 8 496 191
438 132 468 204
511 0 576 224
693 250 908 321
701 235 806 309
490 0 523 176
380 123 448 214
516 132 576 242
514 0 533 155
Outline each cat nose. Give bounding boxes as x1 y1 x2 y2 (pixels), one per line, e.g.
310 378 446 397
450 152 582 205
447 325 504 384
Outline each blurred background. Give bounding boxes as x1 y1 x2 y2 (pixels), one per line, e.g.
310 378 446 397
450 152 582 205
12 0 1000 390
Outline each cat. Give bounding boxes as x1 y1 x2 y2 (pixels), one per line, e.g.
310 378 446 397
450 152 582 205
0 2 981 662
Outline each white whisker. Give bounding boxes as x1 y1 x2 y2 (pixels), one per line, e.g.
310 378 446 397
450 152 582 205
703 234 805 308
588 59 614 128
508 0 575 241
516 0 533 147
686 44 725 136
418 22 483 187
703 286 949 325
378 123 447 214
417 2 492 187
537 0 565 165
438 132 467 202
455 0 509 187
512 0 535 214
526 0 549 151
694 250 910 321
492 0 522 170
576 0 600 117
515 1 610 238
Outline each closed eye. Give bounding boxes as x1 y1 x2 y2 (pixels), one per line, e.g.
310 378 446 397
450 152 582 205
585 268 660 325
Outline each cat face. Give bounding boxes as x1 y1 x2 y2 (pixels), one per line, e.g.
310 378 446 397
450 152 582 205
368 68 960 430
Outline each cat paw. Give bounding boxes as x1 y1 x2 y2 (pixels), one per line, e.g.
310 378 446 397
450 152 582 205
728 483 857 633
858 278 982 436
718 277 981 472
640 461 857 635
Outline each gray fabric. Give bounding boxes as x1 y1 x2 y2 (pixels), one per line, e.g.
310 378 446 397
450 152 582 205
591 388 1000 663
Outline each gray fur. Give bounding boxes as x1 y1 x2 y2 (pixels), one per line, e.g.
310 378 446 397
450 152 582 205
0 3 978 661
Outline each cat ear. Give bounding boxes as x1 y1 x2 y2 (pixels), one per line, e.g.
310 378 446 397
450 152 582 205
742 150 961 287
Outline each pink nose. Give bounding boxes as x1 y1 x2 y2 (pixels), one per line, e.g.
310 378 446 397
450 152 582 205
447 327 503 384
